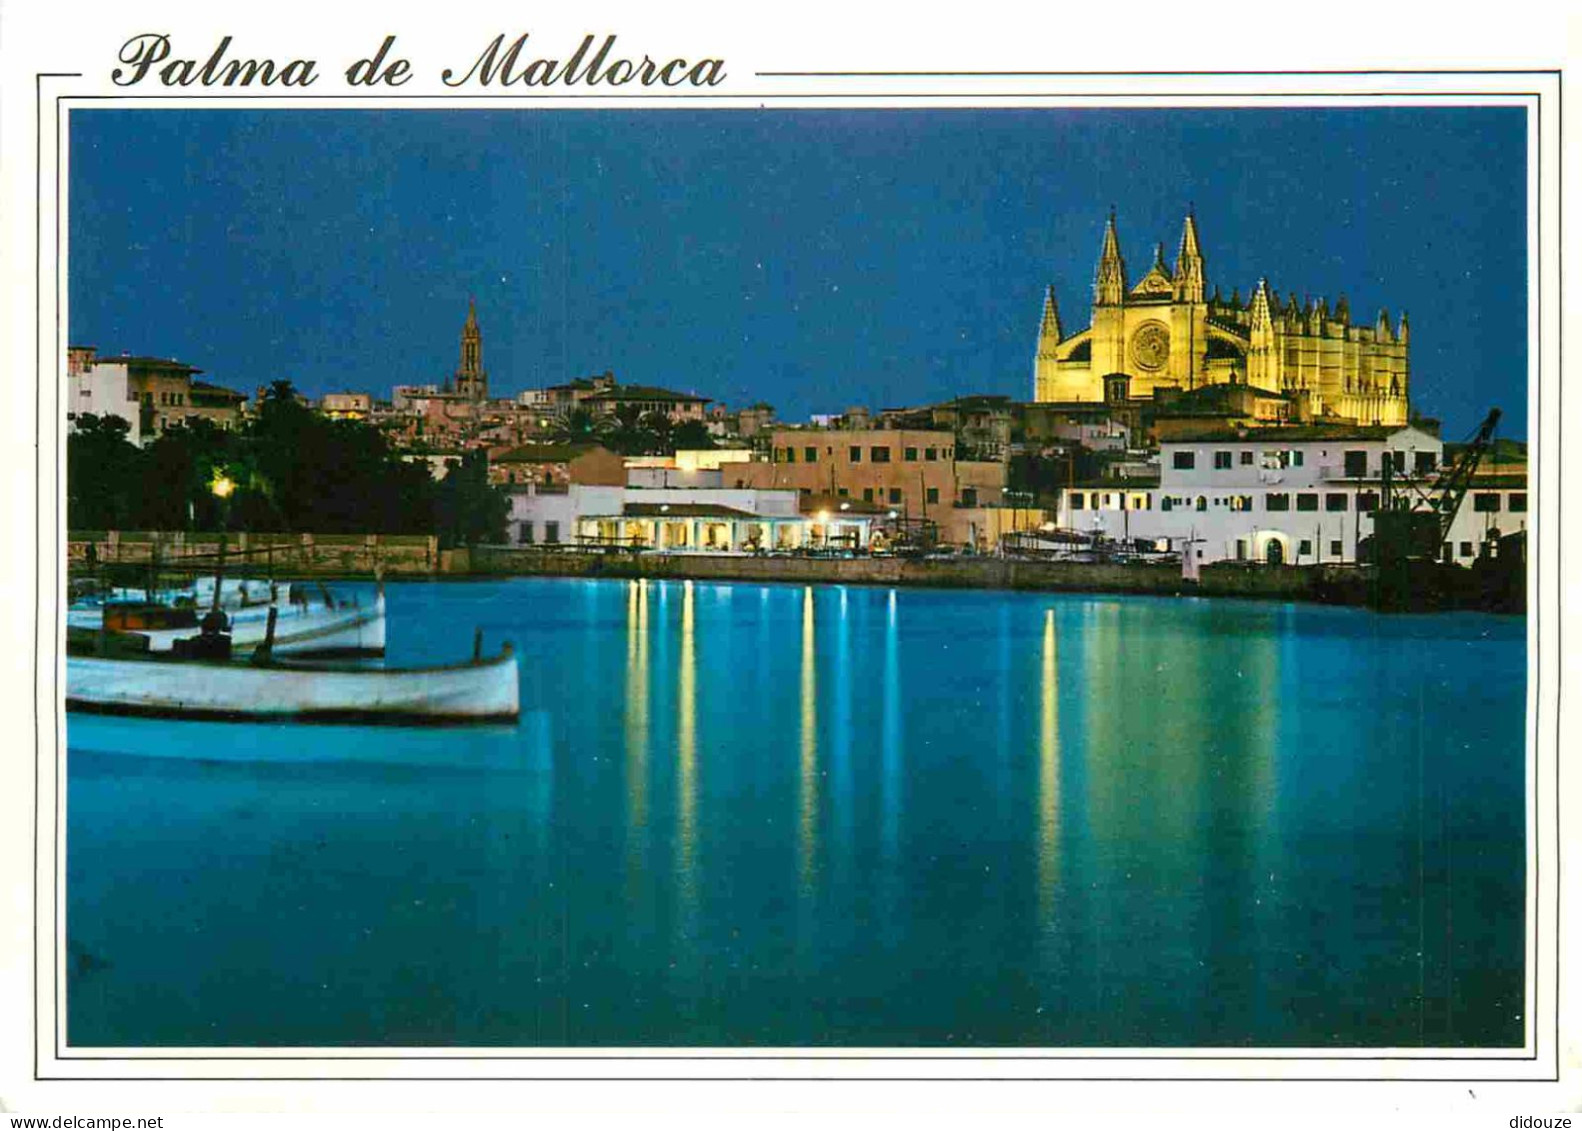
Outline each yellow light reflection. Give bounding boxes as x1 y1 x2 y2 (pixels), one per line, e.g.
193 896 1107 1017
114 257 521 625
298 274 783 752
624 579 650 884
1037 608 1061 922
798 585 818 892
676 580 698 906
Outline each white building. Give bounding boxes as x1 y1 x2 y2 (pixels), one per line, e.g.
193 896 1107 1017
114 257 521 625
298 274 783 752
1054 423 1525 567
66 361 143 445
506 482 877 552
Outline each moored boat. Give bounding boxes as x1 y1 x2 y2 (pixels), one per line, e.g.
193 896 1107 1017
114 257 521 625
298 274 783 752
67 587 385 657
65 642 520 724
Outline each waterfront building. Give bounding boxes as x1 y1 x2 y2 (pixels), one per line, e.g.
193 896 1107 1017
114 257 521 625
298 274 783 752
737 427 1008 515
1050 421 1524 566
1034 210 1411 426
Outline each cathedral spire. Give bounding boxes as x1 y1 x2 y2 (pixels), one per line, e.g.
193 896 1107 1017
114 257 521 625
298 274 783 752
1173 210 1206 303
1036 285 1063 356
1397 310 1410 344
1250 278 1274 330
1094 208 1127 306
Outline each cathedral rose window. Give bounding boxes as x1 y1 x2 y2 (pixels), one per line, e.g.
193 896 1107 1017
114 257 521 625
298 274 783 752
1130 321 1170 371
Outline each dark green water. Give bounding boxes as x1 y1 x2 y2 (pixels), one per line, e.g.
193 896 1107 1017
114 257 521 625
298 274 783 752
66 578 1527 1047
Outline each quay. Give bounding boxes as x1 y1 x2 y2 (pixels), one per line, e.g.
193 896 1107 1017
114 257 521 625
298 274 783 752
66 530 1524 612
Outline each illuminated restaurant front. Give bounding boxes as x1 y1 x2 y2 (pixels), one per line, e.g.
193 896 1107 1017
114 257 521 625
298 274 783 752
576 502 876 552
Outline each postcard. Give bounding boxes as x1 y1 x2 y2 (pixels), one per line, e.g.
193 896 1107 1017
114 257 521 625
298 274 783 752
1 0 1572 1119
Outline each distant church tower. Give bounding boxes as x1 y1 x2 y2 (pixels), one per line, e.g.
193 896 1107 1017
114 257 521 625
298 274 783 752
455 298 488 402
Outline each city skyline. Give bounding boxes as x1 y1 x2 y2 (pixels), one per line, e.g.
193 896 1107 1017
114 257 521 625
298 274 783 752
70 107 1528 437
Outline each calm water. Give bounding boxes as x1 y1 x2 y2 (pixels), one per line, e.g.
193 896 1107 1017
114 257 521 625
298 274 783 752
66 578 1527 1048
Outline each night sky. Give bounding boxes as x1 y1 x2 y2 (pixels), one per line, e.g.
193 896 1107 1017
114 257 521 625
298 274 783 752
69 107 1528 438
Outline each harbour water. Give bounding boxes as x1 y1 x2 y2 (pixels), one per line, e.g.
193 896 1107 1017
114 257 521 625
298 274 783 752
66 578 1527 1047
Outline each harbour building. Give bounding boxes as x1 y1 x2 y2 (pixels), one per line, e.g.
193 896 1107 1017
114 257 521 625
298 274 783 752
1034 210 1411 427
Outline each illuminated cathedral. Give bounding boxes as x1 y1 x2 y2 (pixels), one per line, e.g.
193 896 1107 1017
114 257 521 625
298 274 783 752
1034 210 1411 426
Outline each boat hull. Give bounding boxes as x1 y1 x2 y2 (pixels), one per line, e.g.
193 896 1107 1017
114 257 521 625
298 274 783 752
69 594 386 657
65 645 519 724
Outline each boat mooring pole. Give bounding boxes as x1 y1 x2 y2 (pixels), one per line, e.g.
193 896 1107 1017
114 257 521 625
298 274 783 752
252 605 279 666
473 626 483 660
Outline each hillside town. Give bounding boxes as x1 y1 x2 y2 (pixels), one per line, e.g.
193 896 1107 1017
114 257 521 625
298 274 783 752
66 212 1527 577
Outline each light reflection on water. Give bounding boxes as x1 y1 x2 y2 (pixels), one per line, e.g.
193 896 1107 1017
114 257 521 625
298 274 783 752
66 578 1527 1048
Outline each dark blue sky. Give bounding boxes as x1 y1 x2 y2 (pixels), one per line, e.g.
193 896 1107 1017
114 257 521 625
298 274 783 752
70 107 1528 437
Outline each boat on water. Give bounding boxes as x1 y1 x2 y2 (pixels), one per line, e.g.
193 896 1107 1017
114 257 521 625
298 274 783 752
65 641 520 724
67 584 384 658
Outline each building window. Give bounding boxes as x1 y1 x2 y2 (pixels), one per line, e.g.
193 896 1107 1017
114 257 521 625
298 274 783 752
1326 493 1348 512
1070 492 1087 510
1509 493 1528 512
784 447 796 463
926 487 939 504
904 447 918 462
1292 451 1304 467
1296 493 1319 512
925 447 938 461
804 446 818 463
1298 539 1313 556
1172 451 1196 470
1161 497 1173 512
1235 540 1247 560
544 521 560 544
1415 451 1437 475
837 487 849 498
1214 451 1232 470
1266 494 1290 512
1239 451 1254 466
1196 496 1207 512
888 487 903 504
1357 491 1380 513
1459 541 1473 558
1473 493 1501 512
862 488 874 502
1386 450 1406 474
1344 450 1368 477
871 446 891 463
849 446 862 462
960 488 977 506
1330 540 1343 557
519 522 534 544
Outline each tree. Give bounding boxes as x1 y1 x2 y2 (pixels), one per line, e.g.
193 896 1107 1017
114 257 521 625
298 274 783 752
432 450 509 549
66 414 144 531
671 419 716 452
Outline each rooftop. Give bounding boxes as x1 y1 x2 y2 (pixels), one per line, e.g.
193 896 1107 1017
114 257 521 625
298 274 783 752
622 502 759 519
1161 424 1425 444
493 443 607 464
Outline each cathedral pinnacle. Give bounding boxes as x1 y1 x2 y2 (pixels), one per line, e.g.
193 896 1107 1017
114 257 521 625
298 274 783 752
1094 210 1127 306
1037 285 1063 355
1173 211 1205 302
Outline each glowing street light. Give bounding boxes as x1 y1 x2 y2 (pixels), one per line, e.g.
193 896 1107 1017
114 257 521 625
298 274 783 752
210 474 236 499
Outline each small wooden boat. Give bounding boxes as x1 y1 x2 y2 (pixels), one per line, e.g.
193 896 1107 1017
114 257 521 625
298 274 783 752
65 642 520 724
67 588 385 658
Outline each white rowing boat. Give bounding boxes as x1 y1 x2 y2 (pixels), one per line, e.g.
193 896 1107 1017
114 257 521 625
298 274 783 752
67 589 385 657
65 643 520 724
